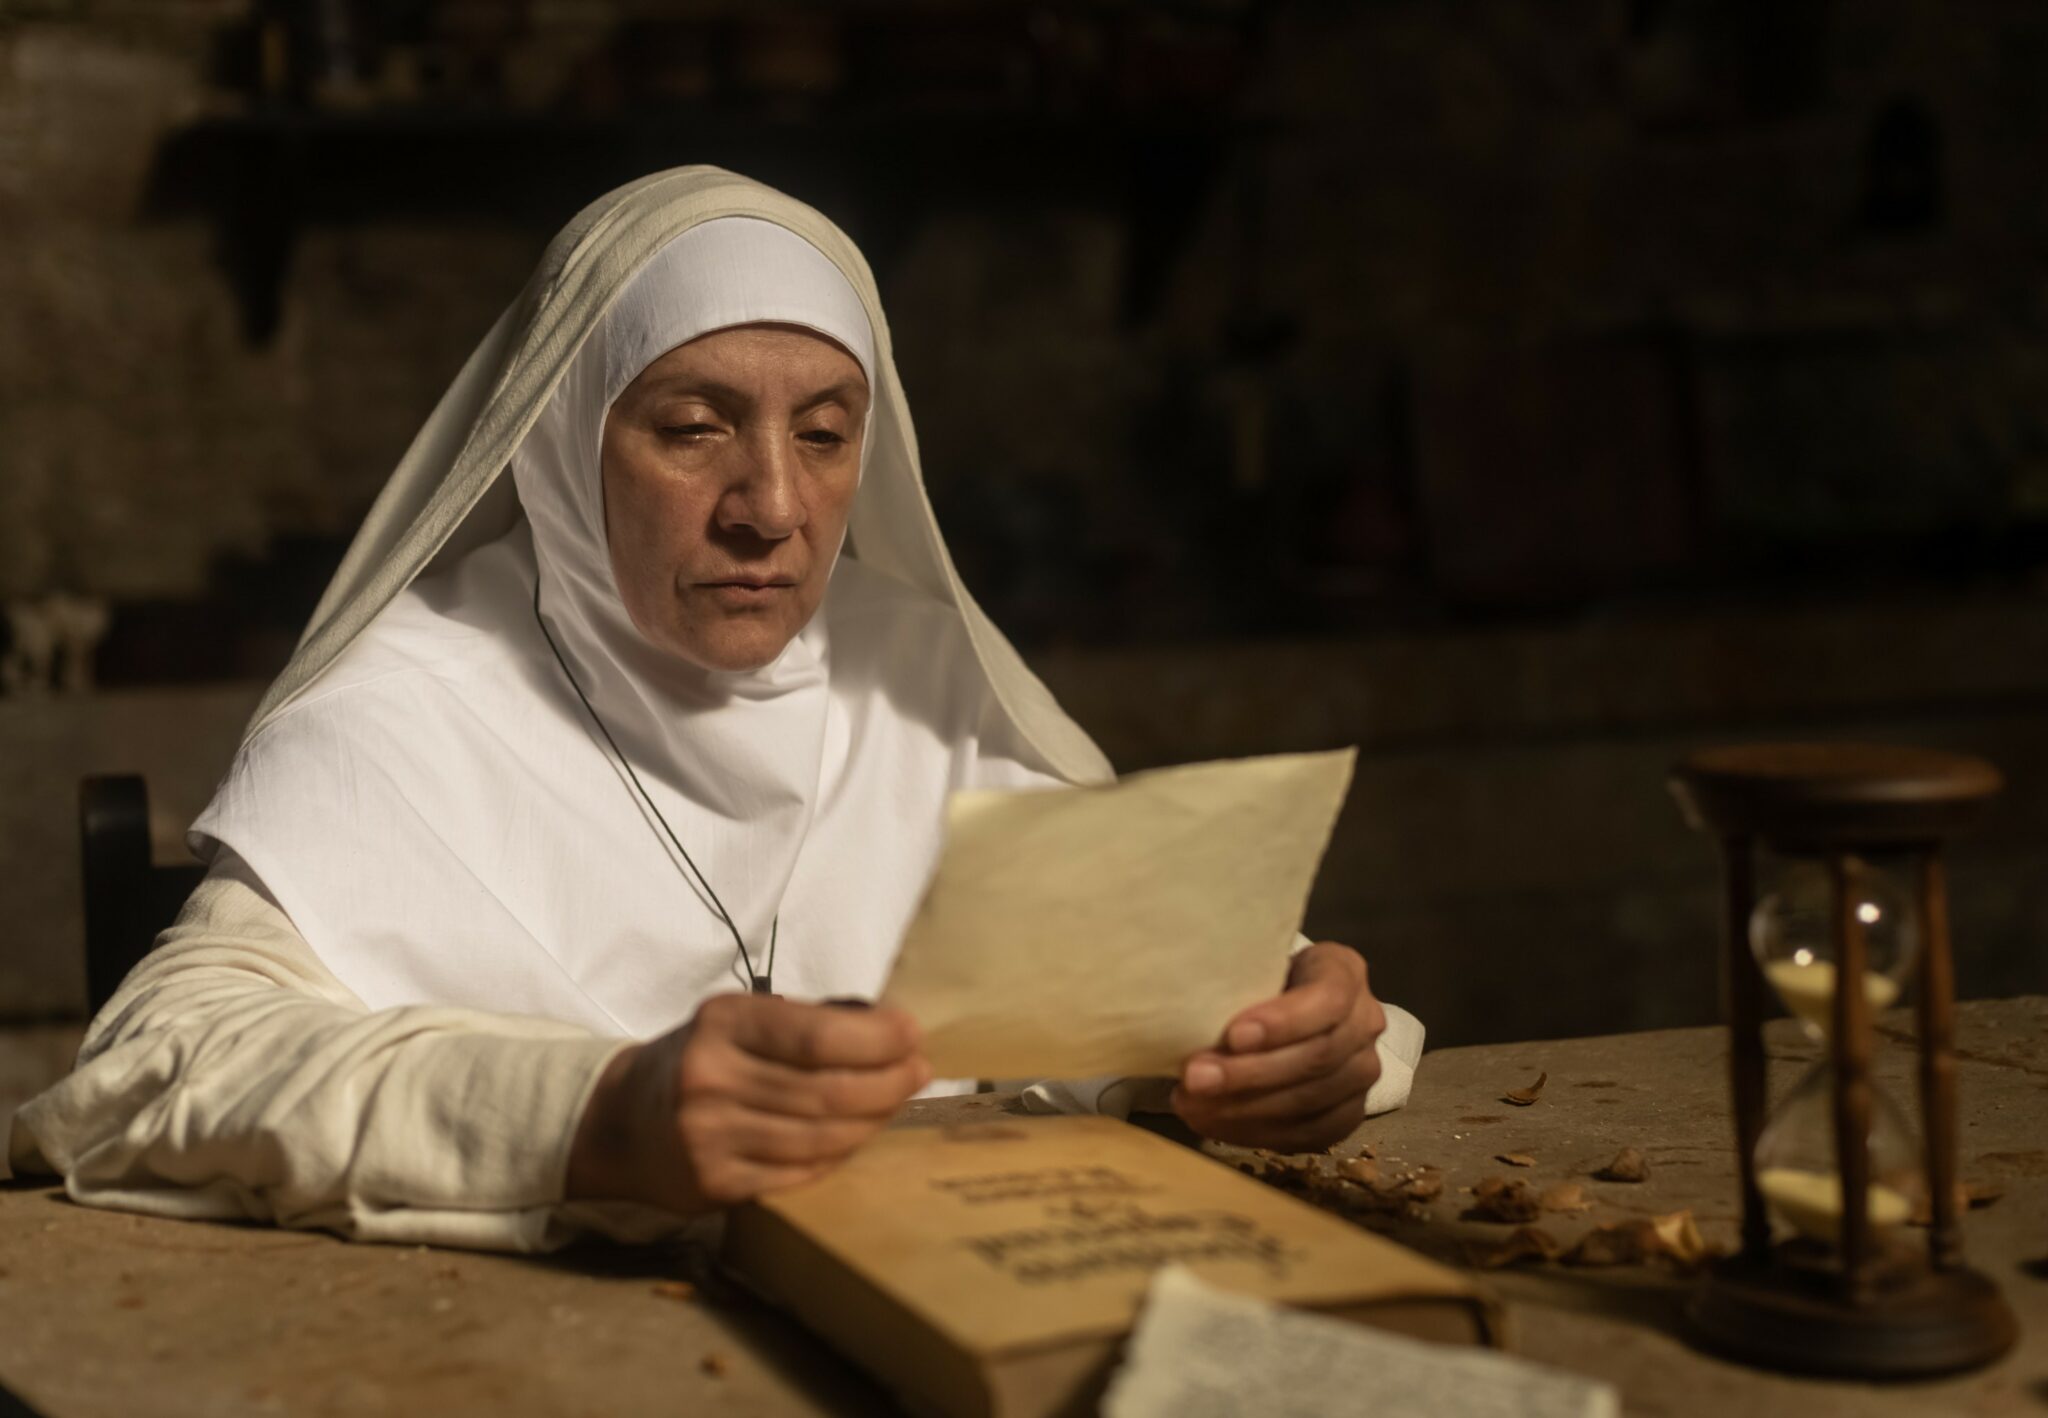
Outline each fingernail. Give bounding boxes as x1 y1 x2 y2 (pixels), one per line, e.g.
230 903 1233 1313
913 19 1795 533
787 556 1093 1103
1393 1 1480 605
1228 1021 1265 1053
1185 1060 1224 1094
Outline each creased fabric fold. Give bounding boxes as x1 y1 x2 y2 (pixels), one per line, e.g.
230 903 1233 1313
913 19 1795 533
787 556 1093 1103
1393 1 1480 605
11 857 640 1251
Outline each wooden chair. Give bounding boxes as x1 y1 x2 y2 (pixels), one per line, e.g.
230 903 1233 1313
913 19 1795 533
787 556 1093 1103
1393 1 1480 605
79 775 205 1015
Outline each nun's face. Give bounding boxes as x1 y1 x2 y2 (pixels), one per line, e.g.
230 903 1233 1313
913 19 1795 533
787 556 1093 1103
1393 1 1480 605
602 324 869 672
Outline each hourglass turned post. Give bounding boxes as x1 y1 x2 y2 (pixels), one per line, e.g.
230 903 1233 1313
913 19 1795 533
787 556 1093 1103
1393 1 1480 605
1915 852 1960 1270
1669 742 2015 1379
1827 853 1874 1299
1719 835 1770 1265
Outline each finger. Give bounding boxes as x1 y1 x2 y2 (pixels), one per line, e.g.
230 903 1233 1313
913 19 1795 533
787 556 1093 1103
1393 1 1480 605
1217 944 1362 1054
722 1108 892 1167
713 993 923 1070
1174 1091 1365 1154
1181 1015 1370 1097
1173 1044 1378 1125
675 1023 931 1117
726 1050 934 1120
690 1153 835 1208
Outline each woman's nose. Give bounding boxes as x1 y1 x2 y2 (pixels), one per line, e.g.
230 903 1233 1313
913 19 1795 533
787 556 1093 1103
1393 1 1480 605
718 434 806 540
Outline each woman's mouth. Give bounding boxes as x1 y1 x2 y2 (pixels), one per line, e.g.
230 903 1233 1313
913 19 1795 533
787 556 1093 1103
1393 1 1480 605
699 577 797 606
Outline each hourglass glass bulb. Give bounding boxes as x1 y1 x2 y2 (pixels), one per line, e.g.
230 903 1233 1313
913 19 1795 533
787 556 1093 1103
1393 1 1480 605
1750 857 1918 1036
1754 1061 1923 1243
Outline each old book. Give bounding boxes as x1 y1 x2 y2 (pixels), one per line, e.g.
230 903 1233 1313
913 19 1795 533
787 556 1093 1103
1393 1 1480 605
723 1116 1502 1418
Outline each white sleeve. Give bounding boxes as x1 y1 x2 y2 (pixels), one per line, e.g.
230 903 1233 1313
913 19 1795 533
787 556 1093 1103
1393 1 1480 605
965 704 1427 1125
6 851 669 1251
1362 1000 1425 1115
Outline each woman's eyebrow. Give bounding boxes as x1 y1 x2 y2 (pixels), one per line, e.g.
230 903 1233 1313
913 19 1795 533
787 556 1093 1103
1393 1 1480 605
637 375 865 412
639 375 752 407
795 378 868 412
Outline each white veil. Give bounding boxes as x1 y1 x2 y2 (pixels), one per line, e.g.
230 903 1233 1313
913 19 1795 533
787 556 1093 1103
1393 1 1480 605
253 165 1111 787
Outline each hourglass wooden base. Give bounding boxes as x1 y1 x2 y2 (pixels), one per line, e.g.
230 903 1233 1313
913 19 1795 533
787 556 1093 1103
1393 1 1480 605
1688 1249 2017 1379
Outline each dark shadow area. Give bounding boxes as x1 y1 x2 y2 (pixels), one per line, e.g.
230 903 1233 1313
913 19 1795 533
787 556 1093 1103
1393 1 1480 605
26 0 2038 664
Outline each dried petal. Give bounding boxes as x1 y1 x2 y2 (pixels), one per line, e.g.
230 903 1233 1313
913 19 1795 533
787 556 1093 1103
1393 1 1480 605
1338 1158 1380 1186
1563 1222 1645 1267
1462 1176 1541 1224
1265 1165 1316 1195
1645 1209 1708 1268
1538 1182 1591 1213
700 1354 729 1378
1502 1072 1548 1107
1376 1169 1445 1204
1401 1172 1445 1203
1563 1210 1707 1271
1496 1153 1537 1168
651 1281 697 1302
1594 1147 1650 1182
1305 1175 1355 1208
1467 1226 1562 1269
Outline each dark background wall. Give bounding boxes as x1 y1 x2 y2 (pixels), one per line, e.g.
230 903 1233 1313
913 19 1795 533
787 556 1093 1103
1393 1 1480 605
5 0 2048 1048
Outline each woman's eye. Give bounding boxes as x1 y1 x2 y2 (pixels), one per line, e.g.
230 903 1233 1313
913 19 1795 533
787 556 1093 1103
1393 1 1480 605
799 430 846 447
660 424 720 440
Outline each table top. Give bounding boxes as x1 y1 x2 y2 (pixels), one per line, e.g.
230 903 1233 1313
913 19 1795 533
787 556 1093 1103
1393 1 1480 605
3 998 2043 1417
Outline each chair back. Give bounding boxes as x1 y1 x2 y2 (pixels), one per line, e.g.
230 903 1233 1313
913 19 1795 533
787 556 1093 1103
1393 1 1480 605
79 774 204 1014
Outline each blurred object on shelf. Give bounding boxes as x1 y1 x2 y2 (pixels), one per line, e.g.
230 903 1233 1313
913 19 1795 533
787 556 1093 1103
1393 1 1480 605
1 594 111 698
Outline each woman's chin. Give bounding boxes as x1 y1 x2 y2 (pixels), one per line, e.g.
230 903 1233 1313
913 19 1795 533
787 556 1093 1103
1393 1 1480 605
663 620 799 674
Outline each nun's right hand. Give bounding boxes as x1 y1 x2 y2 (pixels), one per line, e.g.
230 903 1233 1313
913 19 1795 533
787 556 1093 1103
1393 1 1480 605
564 992 932 1215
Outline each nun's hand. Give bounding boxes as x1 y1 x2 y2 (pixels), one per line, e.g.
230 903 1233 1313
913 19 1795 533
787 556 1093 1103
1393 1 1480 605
565 993 931 1215
1170 942 1385 1153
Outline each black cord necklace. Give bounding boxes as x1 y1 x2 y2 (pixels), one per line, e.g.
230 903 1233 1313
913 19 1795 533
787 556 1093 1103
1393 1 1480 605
532 577 777 994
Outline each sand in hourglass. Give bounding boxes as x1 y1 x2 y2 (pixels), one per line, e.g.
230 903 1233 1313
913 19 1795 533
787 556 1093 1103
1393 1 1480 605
1762 959 1900 1034
1757 1167 1914 1244
1756 960 1914 1242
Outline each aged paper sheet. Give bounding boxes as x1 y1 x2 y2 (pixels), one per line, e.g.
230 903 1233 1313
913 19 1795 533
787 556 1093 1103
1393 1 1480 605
880 750 1355 1079
1104 1267 1618 1418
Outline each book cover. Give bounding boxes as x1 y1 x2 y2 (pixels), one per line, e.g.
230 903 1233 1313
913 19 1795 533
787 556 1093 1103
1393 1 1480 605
724 1116 1502 1418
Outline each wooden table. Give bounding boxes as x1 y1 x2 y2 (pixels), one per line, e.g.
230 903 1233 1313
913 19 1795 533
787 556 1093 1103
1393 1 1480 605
3 999 2043 1417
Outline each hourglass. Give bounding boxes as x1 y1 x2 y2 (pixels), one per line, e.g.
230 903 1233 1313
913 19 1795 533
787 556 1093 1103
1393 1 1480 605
1669 743 2016 1377
1750 856 1924 1242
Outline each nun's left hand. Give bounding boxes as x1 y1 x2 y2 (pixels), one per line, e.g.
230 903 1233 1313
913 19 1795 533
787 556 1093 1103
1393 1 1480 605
1170 942 1385 1153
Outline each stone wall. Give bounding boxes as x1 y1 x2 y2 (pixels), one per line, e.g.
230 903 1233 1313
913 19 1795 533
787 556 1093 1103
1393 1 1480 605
6 2 2048 633
0 4 544 606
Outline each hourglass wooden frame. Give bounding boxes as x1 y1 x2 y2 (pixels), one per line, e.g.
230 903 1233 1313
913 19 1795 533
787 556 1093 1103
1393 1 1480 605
1669 743 2016 1378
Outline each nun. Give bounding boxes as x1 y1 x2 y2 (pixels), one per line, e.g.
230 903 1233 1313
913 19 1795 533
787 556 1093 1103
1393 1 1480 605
12 168 1423 1250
